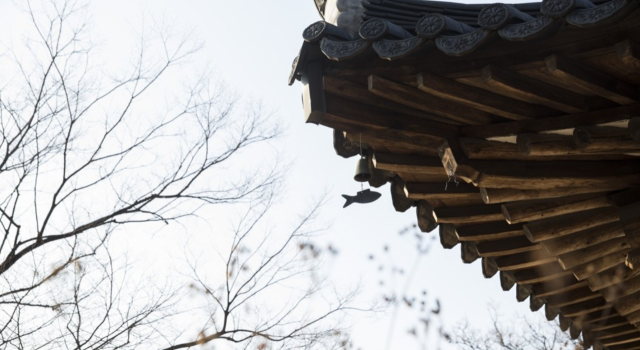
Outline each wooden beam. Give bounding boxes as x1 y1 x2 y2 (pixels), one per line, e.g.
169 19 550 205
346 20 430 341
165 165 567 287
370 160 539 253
433 204 503 224
586 264 636 291
404 182 481 201
416 201 438 233
629 117 640 141
558 237 630 270
602 274 640 302
368 75 500 125
441 143 640 190
615 39 640 69
573 251 629 281
513 262 573 284
323 75 458 125
542 221 626 256
461 137 630 161
501 193 609 224
500 271 517 291
608 341 640 350
461 241 480 264
482 257 499 278
545 54 638 105
530 294 545 311
495 250 556 271
345 131 441 156
562 299 612 318
480 186 618 204
439 223 459 249
455 221 524 241
417 72 549 121
596 325 639 341
626 309 640 324
590 316 631 332
482 64 591 114
324 94 456 141
333 130 361 158
461 104 640 139
601 332 640 347
390 176 414 212
532 275 586 298
517 283 532 302
517 133 576 156
614 290 640 316
373 153 446 175
546 286 600 308
559 314 571 331
476 236 540 258
573 308 620 326
523 207 619 243
545 303 560 320
574 126 640 153
366 149 394 188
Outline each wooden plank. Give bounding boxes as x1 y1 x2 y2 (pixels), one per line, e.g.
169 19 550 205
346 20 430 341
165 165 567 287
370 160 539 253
461 104 640 139
602 274 640 302
601 332 640 347
476 236 541 258
574 251 629 281
545 286 600 308
390 176 414 212
501 193 610 224
324 94 456 140
455 221 524 241
461 137 631 161
433 204 503 224
586 264 636 291
404 182 481 201
630 117 640 141
542 221 626 256
615 39 640 69
574 126 640 153
461 241 480 263
439 223 459 249
545 54 638 105
562 299 612 318
373 153 446 175
523 207 620 243
558 237 630 270
513 261 573 284
416 200 437 233
417 71 550 120
532 275 586 298
494 251 556 271
368 75 501 125
480 186 619 204
614 290 640 316
517 133 577 156
324 76 460 125
481 64 591 114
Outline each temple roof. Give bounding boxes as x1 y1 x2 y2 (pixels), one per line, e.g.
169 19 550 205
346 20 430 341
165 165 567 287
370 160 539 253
290 0 640 348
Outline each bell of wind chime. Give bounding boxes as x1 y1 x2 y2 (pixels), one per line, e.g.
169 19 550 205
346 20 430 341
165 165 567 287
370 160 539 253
342 134 381 208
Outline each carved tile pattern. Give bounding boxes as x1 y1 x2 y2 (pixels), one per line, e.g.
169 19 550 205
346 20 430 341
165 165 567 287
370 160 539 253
359 19 387 40
416 14 445 39
566 0 627 26
541 0 575 18
303 21 327 42
373 37 424 59
479 4 509 30
321 38 369 60
498 17 554 40
436 30 488 56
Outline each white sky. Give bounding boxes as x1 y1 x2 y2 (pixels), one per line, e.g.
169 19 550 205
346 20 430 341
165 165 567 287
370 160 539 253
0 0 545 349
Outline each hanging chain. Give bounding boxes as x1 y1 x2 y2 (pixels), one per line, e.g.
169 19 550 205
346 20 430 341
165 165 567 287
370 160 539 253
444 162 459 190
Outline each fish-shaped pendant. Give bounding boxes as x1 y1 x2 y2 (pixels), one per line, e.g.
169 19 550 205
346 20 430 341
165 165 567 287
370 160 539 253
342 189 381 208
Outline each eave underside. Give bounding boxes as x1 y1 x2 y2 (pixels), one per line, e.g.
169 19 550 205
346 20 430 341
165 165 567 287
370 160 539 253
296 1 640 349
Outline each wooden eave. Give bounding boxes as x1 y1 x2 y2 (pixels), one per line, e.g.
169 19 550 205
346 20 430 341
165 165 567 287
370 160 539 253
292 0 640 348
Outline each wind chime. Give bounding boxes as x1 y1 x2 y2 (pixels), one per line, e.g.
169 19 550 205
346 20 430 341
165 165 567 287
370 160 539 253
342 134 381 208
